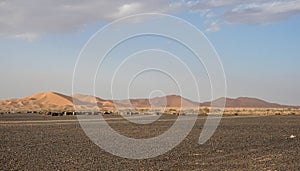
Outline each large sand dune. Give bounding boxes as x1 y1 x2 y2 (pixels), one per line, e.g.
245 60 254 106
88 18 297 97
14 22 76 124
0 92 298 112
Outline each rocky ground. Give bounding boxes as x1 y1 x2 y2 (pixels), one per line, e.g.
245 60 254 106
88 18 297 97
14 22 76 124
0 114 300 170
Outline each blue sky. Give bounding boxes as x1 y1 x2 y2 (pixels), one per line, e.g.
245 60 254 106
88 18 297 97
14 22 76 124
0 0 300 105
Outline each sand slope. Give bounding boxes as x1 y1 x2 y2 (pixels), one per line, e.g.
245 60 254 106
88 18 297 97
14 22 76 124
115 95 199 109
0 92 298 112
72 94 115 110
201 97 295 108
0 92 74 111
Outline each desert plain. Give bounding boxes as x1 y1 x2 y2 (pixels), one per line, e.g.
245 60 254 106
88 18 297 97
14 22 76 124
1 113 300 170
1 92 300 170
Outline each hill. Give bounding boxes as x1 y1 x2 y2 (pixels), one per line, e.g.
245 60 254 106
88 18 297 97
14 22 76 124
0 92 298 113
201 97 296 108
0 92 74 111
115 95 199 109
72 94 115 109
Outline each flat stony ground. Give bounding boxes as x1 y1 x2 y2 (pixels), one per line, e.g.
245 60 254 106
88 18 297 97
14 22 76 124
0 114 300 170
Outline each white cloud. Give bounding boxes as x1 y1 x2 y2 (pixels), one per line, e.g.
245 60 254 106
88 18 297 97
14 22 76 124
188 0 300 25
0 0 182 40
204 21 220 33
0 0 300 40
115 3 141 18
12 33 40 41
224 0 300 25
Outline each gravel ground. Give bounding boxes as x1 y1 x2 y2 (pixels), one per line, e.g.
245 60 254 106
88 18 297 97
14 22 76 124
0 114 300 170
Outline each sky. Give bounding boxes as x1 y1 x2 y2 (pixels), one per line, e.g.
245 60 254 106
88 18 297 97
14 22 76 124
0 0 300 105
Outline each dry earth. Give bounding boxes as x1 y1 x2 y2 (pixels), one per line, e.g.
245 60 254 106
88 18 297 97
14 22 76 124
1 114 300 170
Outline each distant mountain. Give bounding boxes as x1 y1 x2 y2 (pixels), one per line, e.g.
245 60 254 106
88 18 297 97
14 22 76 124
201 97 297 108
0 92 298 112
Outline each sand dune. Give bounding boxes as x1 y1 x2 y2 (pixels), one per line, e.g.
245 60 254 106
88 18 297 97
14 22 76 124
0 92 74 111
201 97 296 108
72 94 115 109
115 95 199 109
26 92 74 106
0 92 298 113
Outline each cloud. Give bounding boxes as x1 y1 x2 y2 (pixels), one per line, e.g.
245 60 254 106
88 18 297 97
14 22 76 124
224 1 300 25
188 0 300 25
12 33 40 41
0 0 300 40
204 21 220 33
0 0 182 40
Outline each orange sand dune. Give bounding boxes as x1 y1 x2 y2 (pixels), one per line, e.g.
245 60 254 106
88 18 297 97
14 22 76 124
25 92 74 107
0 92 299 113
155 95 199 108
72 94 115 109
0 92 74 111
115 95 199 109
